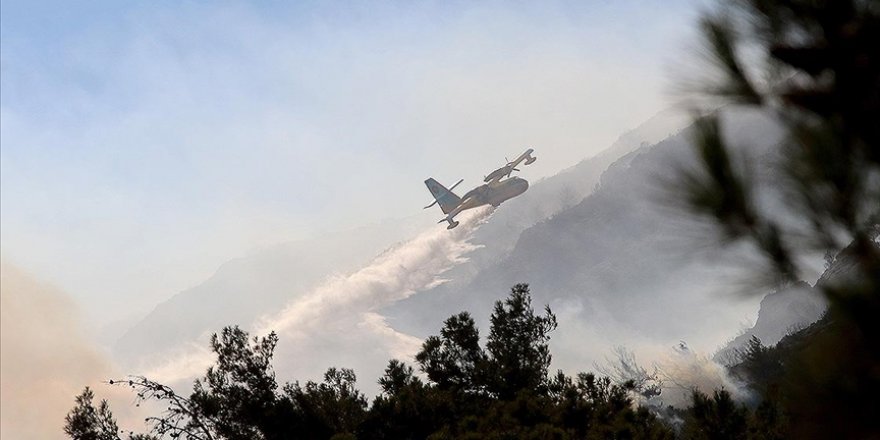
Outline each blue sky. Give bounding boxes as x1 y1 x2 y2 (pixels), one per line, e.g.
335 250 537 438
1 0 703 324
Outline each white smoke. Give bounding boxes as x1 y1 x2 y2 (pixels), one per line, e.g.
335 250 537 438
144 208 492 393
655 342 749 407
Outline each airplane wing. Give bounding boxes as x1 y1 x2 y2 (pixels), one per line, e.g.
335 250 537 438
506 148 536 169
483 149 536 183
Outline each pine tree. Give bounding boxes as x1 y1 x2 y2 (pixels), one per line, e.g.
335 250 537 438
484 283 558 400
679 1 880 437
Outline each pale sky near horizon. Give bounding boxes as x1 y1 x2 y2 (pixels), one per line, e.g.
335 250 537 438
1 0 705 326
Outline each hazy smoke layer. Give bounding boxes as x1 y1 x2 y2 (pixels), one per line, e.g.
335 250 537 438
0 262 113 439
146 209 492 394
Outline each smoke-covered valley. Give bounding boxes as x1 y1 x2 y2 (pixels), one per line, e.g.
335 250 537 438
7 1 879 437
110 110 689 383
1 107 839 438
107 108 828 403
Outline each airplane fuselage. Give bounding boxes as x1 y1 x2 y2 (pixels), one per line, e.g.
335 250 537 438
461 177 529 208
447 177 529 223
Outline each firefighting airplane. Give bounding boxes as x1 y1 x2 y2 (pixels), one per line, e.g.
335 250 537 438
424 148 537 229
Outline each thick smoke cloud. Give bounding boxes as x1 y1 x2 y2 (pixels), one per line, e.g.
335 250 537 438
0 262 113 439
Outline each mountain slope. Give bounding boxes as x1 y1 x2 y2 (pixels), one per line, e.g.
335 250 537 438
381 109 689 326
385 109 785 366
714 281 827 365
115 109 688 368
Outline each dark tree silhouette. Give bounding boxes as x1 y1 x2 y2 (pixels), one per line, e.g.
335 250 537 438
414 311 485 393
676 0 880 438
285 367 367 439
484 283 558 400
189 327 293 440
683 389 749 440
66 285 673 439
679 0 879 303
65 387 156 440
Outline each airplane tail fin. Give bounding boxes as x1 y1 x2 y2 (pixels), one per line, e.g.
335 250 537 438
424 178 462 215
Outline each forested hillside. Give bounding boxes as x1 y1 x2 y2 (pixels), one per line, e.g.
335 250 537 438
386 109 783 361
